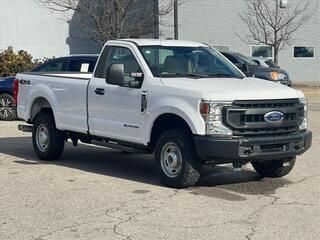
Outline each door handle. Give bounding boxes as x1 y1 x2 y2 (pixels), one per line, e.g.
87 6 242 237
95 88 105 95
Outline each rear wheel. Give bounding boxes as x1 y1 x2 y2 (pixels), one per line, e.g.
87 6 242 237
252 158 296 178
32 113 65 161
0 94 17 121
155 130 201 188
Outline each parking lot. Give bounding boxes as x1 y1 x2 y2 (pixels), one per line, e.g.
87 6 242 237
0 94 319 240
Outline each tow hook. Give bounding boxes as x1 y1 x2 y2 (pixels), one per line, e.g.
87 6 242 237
283 161 291 167
233 161 242 172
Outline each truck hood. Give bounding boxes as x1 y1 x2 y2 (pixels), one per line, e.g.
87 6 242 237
251 65 288 74
161 77 304 101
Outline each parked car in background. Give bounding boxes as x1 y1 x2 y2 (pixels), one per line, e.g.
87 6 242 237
221 52 292 87
0 55 98 121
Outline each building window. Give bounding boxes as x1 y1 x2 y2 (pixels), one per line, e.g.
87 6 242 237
212 46 231 52
293 46 315 59
251 45 273 58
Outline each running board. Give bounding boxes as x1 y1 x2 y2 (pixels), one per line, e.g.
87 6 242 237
90 140 150 154
18 124 33 132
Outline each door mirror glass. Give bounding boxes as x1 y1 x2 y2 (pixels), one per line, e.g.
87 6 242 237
106 64 125 86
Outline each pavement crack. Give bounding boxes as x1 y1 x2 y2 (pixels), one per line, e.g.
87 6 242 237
275 201 315 206
104 190 180 240
34 220 110 240
245 227 257 240
104 195 154 240
223 195 280 240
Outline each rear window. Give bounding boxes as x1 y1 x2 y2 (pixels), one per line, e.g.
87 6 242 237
33 60 65 72
67 58 97 73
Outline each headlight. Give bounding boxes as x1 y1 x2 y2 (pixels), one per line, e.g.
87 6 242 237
270 72 285 81
200 101 233 136
299 98 308 130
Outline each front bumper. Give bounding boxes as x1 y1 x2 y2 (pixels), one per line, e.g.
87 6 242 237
277 79 292 86
194 131 312 164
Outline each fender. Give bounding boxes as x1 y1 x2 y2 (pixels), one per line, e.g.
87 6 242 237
142 97 206 145
27 83 59 127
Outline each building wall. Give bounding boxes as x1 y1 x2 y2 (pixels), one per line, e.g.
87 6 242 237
0 0 157 59
160 0 320 83
0 0 100 58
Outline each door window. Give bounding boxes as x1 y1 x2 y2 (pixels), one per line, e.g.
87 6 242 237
106 47 143 88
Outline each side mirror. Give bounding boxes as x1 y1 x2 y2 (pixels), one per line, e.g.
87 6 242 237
106 64 124 86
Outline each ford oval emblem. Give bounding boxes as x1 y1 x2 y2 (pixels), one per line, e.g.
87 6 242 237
264 111 285 124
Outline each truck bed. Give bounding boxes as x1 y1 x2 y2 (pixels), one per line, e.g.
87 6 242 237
17 72 92 134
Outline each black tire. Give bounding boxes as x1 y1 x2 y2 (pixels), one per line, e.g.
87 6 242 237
0 94 17 121
32 113 65 161
154 130 201 188
252 158 296 178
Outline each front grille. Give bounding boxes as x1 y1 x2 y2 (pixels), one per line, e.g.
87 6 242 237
241 112 296 123
232 99 299 109
223 99 304 136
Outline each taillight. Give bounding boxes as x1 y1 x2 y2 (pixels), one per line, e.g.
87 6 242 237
13 79 19 104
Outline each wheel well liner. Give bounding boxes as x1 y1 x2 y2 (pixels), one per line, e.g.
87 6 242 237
30 97 53 123
149 113 193 148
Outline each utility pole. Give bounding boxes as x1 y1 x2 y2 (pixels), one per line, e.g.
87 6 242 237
174 0 178 39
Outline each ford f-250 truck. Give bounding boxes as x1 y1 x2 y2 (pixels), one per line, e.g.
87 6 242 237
16 39 312 188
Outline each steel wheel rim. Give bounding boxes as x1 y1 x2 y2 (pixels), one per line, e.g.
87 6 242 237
0 97 14 119
36 124 49 152
160 142 183 178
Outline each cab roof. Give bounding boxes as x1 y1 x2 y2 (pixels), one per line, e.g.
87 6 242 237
113 38 208 47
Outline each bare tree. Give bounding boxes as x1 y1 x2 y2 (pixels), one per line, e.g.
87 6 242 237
39 0 175 46
239 0 316 63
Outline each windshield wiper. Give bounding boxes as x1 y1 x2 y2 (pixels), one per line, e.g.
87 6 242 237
208 73 244 79
158 73 207 78
183 73 208 78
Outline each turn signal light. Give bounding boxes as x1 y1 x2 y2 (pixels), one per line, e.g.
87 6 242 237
200 101 210 116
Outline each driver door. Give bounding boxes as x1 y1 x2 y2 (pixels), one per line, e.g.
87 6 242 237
88 45 145 144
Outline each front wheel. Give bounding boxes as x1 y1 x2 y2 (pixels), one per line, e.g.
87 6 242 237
251 158 296 178
32 113 65 161
154 130 201 188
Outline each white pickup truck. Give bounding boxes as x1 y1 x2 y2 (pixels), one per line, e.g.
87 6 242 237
16 39 312 188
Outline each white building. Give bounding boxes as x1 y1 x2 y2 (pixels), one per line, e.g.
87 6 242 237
0 0 99 58
1 0 319 83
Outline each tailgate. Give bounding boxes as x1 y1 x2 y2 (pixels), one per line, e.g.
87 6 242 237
16 73 32 121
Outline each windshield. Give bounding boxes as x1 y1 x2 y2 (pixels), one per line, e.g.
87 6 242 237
139 46 244 79
236 54 259 66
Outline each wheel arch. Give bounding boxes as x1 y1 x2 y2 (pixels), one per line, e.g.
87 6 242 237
29 97 54 123
0 91 13 96
149 113 194 148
